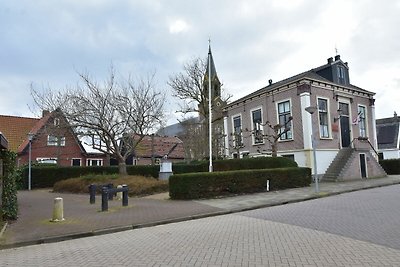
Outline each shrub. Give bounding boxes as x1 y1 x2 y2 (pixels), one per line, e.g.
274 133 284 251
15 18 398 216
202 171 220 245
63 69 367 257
169 167 311 199
379 159 400 174
1 151 19 220
53 175 168 197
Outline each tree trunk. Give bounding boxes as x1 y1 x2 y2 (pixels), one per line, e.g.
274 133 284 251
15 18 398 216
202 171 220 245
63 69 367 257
271 143 278 157
118 162 127 175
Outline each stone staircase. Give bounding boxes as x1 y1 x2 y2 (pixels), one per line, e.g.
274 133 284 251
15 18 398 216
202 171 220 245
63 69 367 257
322 148 354 181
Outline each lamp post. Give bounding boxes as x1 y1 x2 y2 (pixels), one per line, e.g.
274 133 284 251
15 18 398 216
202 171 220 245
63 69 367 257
305 106 319 193
28 132 34 191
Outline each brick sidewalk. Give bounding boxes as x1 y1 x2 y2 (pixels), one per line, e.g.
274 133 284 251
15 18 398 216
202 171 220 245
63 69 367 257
1 175 400 249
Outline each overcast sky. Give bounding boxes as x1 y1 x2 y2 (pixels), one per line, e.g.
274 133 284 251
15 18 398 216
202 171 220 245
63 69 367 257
1 0 399 125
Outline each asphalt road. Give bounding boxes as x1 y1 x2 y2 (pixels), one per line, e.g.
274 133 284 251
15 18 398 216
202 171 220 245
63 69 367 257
1 185 400 266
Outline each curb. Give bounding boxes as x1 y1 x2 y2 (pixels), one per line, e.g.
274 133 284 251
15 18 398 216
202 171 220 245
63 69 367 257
1 180 399 250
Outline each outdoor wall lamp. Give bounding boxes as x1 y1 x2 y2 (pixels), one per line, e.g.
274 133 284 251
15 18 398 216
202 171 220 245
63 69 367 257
333 108 343 122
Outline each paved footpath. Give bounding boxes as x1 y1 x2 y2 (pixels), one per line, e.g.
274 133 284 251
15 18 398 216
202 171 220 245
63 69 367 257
1 175 400 249
1 184 400 266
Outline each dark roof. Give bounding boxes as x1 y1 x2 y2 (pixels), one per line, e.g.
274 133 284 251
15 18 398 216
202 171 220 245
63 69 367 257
205 44 218 80
376 115 400 149
134 135 185 159
226 57 374 108
157 117 201 137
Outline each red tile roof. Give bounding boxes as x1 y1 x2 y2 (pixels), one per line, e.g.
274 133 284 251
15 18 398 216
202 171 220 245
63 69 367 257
0 115 39 152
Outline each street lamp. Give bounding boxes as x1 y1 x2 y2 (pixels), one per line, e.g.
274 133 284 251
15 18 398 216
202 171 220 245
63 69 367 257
28 132 34 190
305 106 319 193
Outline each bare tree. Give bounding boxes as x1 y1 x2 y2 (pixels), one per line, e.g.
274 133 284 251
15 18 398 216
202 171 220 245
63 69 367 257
253 117 293 157
31 67 165 174
168 57 231 159
168 57 230 120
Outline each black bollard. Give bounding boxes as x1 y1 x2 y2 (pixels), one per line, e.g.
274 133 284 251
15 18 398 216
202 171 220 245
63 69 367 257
101 186 109 212
89 184 97 204
122 185 128 206
107 183 114 200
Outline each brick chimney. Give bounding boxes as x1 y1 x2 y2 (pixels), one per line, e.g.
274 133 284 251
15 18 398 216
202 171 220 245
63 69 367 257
334 55 341 61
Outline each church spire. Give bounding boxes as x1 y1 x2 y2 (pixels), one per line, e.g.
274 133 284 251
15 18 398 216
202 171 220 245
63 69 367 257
206 43 218 81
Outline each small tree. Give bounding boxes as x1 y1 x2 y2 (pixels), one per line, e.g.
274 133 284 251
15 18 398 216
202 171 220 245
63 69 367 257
31 67 164 174
254 117 293 157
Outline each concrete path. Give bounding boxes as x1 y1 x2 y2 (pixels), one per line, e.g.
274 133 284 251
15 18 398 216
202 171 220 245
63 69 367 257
1 175 399 249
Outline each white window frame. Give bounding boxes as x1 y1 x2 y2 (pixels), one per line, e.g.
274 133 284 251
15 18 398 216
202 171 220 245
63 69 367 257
36 157 57 164
47 135 65 146
317 97 331 138
71 158 82 166
276 99 293 141
232 114 243 148
250 107 264 145
358 105 367 137
86 158 104 166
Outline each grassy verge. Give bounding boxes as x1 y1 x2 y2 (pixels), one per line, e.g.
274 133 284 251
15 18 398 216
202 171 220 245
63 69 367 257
53 174 168 197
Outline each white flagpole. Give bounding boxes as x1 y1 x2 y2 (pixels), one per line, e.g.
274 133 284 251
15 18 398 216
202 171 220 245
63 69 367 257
208 40 213 172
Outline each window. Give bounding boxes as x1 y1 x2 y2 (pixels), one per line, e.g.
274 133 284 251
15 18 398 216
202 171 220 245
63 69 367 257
318 98 329 138
47 135 65 146
71 158 81 166
252 109 263 144
358 105 367 137
337 65 346 84
36 158 57 164
87 158 103 166
232 116 243 147
278 101 292 140
54 118 60 126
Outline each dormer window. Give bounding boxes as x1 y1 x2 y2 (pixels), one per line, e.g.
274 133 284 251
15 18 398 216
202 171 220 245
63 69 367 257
337 65 346 84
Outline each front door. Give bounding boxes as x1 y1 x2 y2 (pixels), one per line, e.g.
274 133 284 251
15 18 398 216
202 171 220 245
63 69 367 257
339 102 351 147
360 154 367 178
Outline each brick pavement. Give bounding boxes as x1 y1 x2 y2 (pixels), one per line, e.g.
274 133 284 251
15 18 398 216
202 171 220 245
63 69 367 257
0 175 400 250
1 213 400 266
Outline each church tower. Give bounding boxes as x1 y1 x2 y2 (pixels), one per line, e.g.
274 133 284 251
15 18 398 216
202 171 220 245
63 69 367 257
201 44 226 121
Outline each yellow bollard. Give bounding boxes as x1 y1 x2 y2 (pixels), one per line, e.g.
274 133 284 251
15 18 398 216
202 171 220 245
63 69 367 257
51 197 65 222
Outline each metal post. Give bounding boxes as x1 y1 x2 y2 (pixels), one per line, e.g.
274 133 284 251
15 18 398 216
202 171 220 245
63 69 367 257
122 185 128 206
107 183 113 200
101 186 108 211
208 41 213 173
89 184 96 204
312 134 319 193
305 106 319 193
27 132 34 191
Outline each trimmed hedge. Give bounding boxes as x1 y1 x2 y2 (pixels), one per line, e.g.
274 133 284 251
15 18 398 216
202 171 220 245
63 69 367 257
19 157 297 189
20 165 159 189
173 156 297 174
169 167 311 200
379 159 400 174
1 150 19 220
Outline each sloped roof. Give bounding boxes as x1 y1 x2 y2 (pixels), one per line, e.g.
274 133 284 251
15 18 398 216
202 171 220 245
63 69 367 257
376 115 400 149
0 115 39 152
134 135 185 159
226 58 374 108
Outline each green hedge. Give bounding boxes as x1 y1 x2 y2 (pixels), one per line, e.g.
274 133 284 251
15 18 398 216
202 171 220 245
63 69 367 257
19 165 160 189
19 157 297 189
169 167 311 200
1 150 19 220
173 156 297 174
379 159 400 174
